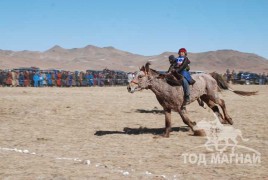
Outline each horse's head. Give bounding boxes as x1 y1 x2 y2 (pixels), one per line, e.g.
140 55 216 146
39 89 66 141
127 62 158 93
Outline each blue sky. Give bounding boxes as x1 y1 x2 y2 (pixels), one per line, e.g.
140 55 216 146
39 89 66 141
0 0 268 58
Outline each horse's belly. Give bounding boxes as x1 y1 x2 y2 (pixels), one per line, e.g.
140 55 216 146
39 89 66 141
191 77 207 98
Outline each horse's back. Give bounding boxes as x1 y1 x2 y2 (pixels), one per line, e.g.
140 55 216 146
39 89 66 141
191 73 218 97
192 73 217 85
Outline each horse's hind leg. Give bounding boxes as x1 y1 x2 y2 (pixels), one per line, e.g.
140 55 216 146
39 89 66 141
200 95 226 124
197 98 206 109
214 98 233 125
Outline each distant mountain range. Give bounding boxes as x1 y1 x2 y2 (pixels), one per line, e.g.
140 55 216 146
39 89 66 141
0 45 267 73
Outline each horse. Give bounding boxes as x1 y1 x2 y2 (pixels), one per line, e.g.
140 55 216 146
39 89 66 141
127 62 257 137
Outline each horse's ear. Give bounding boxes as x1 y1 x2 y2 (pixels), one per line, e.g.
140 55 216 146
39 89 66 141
140 65 145 72
145 62 151 74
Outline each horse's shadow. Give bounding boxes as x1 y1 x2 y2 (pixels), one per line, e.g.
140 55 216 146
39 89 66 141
134 109 164 114
94 126 190 136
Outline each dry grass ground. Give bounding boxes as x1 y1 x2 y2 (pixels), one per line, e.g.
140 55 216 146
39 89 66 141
0 85 267 179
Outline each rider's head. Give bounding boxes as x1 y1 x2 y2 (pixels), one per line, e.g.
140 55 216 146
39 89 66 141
178 48 187 56
168 55 176 64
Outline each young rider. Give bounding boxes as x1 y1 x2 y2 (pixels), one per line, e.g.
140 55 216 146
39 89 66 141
168 48 195 103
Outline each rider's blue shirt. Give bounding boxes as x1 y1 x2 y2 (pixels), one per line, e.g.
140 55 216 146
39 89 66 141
176 56 192 83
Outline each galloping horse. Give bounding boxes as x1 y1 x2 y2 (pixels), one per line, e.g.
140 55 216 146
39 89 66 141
127 62 257 137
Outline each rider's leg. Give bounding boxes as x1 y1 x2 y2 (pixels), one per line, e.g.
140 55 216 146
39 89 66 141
182 70 195 85
182 78 190 103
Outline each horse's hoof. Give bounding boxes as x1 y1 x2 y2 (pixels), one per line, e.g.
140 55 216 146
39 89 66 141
153 134 169 138
193 129 206 136
162 134 170 138
227 118 234 125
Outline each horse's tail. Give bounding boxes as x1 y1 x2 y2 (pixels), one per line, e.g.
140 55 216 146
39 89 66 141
209 72 229 90
209 72 258 96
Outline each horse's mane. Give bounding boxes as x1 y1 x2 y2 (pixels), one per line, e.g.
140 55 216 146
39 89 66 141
143 62 182 86
149 68 160 75
149 68 182 86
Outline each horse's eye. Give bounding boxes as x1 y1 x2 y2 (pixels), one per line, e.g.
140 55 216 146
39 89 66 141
138 75 142 79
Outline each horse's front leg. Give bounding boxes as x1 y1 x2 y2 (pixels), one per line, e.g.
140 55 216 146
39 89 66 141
163 109 172 138
178 109 196 131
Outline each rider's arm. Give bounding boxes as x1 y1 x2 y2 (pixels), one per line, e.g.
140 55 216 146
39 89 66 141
174 57 190 73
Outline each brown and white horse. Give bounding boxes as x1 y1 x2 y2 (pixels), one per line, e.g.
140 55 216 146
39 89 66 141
127 63 257 137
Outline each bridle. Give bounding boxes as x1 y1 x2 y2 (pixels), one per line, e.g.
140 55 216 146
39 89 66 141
130 79 139 85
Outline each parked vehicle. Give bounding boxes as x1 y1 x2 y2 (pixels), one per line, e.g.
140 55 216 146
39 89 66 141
190 71 205 75
233 72 260 85
13 67 40 72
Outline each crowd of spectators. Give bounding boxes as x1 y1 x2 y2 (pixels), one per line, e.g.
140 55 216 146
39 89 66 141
0 67 267 87
0 67 131 87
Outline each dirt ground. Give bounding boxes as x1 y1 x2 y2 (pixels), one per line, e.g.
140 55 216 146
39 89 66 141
0 85 267 179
